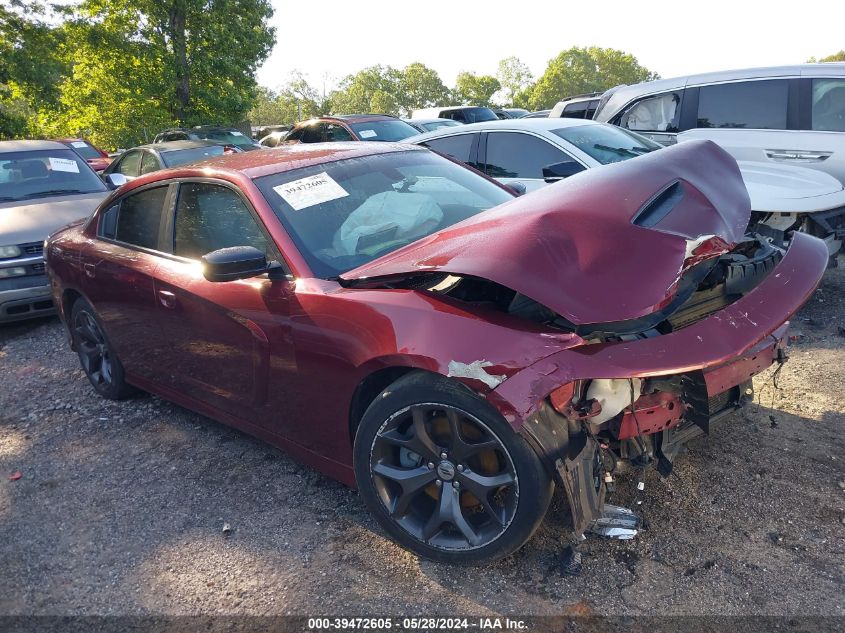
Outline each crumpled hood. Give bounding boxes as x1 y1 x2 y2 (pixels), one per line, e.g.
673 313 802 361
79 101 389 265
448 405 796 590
0 192 106 245
341 140 751 325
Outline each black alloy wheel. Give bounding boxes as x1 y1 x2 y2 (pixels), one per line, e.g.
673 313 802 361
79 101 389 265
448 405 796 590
354 372 553 564
70 298 135 400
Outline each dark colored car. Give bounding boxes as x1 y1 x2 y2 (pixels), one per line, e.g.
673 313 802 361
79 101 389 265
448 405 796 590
493 108 530 119
102 140 231 182
45 140 827 565
285 115 419 143
153 126 260 151
54 138 112 172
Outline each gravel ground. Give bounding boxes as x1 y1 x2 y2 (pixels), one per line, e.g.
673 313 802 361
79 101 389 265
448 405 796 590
0 266 843 618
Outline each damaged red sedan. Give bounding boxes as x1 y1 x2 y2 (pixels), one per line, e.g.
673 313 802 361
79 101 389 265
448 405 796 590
46 140 827 565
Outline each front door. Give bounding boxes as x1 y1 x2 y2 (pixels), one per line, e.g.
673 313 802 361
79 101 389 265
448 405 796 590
151 180 295 422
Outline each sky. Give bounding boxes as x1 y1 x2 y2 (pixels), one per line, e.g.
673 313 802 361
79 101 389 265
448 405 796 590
256 0 845 94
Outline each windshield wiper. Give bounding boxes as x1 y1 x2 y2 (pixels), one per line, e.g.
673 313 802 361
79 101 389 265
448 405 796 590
593 144 642 158
23 189 93 199
0 196 19 202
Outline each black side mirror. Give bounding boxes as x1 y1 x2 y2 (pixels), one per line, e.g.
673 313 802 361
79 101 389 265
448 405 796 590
542 161 586 182
201 246 269 282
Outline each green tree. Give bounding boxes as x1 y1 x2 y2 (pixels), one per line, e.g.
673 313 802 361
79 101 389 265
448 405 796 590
397 63 449 115
329 65 402 115
496 56 533 107
0 1 67 137
452 72 501 107
527 46 658 110
69 0 275 126
808 51 845 62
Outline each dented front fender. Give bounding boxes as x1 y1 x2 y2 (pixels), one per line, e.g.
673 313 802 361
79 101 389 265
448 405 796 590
489 231 829 428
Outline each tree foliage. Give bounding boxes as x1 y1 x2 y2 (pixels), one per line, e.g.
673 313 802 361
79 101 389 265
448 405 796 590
1 0 275 146
808 50 845 63
527 46 658 110
0 2 67 136
496 56 533 107
452 72 501 107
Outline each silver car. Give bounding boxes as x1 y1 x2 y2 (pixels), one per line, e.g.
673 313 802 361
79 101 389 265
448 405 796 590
0 140 110 322
405 118 845 261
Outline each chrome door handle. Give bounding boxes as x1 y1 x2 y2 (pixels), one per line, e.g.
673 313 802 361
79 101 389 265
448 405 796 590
765 150 831 161
157 289 177 309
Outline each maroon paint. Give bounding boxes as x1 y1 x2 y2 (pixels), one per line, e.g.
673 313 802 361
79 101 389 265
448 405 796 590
342 140 751 325
46 142 828 489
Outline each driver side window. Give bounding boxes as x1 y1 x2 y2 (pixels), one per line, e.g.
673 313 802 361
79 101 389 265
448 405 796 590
116 151 141 177
172 182 269 260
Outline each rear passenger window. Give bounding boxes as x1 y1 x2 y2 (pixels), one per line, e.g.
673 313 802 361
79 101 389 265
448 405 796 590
562 102 588 119
140 152 159 175
812 79 845 132
172 183 268 259
422 134 476 163
113 186 168 249
697 80 788 129
484 132 574 179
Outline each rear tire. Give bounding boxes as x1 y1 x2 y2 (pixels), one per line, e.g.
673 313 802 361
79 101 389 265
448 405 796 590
353 371 553 565
70 298 136 400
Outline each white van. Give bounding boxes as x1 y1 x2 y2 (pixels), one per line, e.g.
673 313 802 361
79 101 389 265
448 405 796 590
592 64 845 187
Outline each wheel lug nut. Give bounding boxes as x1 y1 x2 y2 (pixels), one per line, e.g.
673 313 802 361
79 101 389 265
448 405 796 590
435 480 442 487
452 481 460 489
457 464 464 472
440 452 447 459
427 462 434 470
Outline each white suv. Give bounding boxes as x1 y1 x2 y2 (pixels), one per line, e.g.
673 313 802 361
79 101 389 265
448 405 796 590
592 64 845 186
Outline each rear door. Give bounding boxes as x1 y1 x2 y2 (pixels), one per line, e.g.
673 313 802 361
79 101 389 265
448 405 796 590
80 183 173 381
679 77 845 185
151 179 296 421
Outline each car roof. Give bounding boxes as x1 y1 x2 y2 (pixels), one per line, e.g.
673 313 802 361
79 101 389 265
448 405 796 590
404 118 455 124
597 63 845 117
0 140 73 153
131 140 223 152
144 141 427 181
300 114 397 125
405 117 602 141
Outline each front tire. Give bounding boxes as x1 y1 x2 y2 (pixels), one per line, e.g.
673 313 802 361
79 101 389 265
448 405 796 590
70 298 135 400
353 371 553 564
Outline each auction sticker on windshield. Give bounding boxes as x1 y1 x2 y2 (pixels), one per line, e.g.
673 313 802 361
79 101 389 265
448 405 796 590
358 130 377 139
273 171 349 210
48 157 80 173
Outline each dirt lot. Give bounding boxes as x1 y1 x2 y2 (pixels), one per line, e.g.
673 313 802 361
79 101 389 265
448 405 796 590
1 266 843 618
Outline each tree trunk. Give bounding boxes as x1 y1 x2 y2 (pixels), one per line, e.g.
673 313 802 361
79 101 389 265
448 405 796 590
169 1 189 123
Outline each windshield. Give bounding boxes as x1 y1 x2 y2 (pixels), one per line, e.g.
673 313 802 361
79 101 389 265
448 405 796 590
66 140 102 160
199 129 256 149
162 145 225 167
254 149 513 278
0 149 107 202
348 120 419 142
551 124 661 164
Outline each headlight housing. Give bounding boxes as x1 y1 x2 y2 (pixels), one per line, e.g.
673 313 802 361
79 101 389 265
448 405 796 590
0 245 21 259
0 266 27 278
